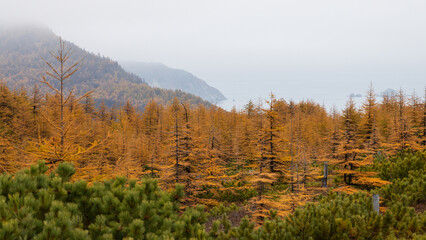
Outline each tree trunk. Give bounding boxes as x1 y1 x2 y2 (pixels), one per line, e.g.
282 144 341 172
322 162 328 188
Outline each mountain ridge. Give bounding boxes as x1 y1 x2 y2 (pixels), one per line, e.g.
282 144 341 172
120 61 226 103
0 25 210 108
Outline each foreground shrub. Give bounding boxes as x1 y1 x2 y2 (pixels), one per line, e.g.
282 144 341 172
0 159 424 239
212 192 425 240
0 161 208 239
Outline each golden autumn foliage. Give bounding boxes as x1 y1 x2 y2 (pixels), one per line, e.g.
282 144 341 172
1 78 424 219
3 81 422 207
0 40 423 222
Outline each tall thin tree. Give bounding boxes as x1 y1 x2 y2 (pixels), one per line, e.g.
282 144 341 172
39 38 94 163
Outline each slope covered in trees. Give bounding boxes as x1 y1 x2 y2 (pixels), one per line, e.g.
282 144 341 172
120 61 226 103
0 25 209 108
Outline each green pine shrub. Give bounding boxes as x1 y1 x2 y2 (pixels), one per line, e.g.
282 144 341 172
0 153 424 239
374 150 425 181
0 161 209 239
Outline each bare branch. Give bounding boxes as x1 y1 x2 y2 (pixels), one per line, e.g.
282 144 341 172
63 88 75 105
63 60 81 76
62 68 80 81
74 90 94 103
40 76 60 94
45 72 61 81
64 46 72 58
42 56 60 77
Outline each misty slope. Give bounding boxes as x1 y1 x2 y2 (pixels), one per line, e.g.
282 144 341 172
121 61 226 103
0 25 209 108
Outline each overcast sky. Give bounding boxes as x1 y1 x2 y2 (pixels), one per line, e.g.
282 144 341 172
1 0 425 109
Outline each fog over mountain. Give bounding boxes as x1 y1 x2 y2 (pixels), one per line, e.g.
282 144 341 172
0 25 210 108
1 1 425 110
120 61 226 103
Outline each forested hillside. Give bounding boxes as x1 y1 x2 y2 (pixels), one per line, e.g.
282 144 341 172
120 61 226 103
0 25 209 108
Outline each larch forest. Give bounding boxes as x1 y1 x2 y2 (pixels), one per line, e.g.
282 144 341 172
0 39 425 239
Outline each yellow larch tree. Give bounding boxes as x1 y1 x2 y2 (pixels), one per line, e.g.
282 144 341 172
28 38 97 165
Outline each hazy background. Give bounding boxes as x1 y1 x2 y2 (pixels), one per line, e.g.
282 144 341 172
1 0 425 110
